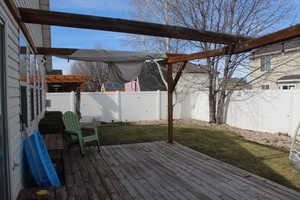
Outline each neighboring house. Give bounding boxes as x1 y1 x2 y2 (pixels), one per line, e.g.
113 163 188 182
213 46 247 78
124 61 167 92
47 74 88 92
219 78 251 91
124 79 140 92
250 37 300 90
101 82 125 92
0 1 51 199
172 62 210 93
125 62 209 92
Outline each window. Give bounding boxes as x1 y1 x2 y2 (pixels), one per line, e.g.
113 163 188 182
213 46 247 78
46 99 51 107
281 85 295 90
36 88 39 116
30 54 35 86
19 38 27 83
40 72 43 113
19 31 45 125
30 88 34 121
29 54 36 121
261 85 269 90
19 33 29 129
35 60 39 116
38 65 43 113
20 86 28 128
260 56 271 72
40 89 43 112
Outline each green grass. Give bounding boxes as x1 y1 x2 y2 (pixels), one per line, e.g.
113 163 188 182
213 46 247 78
99 123 300 191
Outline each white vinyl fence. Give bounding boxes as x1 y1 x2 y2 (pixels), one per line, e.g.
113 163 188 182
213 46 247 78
47 91 185 122
47 90 300 136
226 90 300 136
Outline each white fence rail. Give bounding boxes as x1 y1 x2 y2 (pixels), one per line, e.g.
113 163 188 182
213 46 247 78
46 90 300 136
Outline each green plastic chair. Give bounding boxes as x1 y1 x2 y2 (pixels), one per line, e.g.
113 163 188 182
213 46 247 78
62 111 101 154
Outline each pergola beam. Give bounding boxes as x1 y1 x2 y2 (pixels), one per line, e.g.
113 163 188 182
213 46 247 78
167 48 227 63
168 23 300 63
37 47 77 55
19 8 249 45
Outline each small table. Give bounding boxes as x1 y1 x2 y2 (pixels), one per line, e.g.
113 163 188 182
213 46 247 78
43 134 64 151
43 134 65 184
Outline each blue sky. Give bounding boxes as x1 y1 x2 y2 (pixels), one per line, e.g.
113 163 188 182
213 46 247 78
50 0 300 74
51 0 134 73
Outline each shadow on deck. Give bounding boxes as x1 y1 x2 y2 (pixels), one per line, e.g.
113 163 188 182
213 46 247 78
58 141 300 200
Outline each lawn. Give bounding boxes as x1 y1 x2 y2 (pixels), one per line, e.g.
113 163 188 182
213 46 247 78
99 123 300 192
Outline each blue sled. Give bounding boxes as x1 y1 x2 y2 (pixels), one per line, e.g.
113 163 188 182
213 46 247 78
23 129 61 187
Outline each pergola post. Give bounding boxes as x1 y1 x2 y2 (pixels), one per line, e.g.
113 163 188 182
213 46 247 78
166 61 188 144
167 63 173 144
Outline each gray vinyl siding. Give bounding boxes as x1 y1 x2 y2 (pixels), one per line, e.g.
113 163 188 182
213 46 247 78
16 0 43 47
0 1 47 199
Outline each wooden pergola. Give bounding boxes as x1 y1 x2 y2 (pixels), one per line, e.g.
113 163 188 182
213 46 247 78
46 75 88 92
6 0 300 143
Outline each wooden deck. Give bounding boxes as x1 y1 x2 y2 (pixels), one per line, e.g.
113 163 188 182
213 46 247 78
58 141 300 200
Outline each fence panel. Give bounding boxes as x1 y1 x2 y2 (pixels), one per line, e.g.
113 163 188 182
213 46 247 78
46 93 74 113
226 90 300 136
80 92 119 122
120 92 158 121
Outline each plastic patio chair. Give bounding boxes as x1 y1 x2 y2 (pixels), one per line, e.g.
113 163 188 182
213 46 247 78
62 111 101 154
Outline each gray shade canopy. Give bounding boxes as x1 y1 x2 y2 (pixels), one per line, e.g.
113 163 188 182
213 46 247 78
57 49 166 62
57 49 167 83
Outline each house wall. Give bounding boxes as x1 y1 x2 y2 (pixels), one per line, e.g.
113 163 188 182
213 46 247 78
175 73 209 93
250 49 300 89
0 1 47 199
39 0 52 71
124 79 140 92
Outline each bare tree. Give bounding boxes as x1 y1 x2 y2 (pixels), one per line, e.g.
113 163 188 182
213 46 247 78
71 61 110 92
130 0 294 124
129 0 191 53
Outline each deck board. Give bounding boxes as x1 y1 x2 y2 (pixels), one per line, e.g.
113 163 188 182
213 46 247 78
63 142 300 200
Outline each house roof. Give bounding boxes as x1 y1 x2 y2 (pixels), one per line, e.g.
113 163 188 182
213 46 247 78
278 74 300 81
138 62 167 91
254 36 300 56
219 78 251 89
137 62 209 91
172 62 209 73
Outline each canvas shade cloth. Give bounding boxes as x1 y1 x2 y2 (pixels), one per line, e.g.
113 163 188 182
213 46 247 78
57 49 167 83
